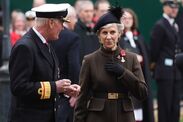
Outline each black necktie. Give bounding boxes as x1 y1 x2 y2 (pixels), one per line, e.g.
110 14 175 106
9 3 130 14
45 42 51 53
44 42 55 67
172 22 179 33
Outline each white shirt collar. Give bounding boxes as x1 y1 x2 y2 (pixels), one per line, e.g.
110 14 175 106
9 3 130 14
32 27 47 44
163 13 174 26
125 31 136 48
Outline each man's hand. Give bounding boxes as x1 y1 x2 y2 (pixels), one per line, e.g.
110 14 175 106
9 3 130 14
55 79 71 93
56 79 80 97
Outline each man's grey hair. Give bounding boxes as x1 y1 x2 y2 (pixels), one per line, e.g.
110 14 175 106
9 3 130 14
35 17 48 27
75 0 93 14
67 5 77 18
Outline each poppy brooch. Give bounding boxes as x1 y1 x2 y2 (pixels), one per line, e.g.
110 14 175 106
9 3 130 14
117 49 126 63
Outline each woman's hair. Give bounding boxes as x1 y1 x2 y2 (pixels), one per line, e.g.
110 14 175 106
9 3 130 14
123 8 138 30
96 23 124 36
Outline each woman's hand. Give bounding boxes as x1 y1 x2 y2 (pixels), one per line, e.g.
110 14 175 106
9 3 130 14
104 61 124 76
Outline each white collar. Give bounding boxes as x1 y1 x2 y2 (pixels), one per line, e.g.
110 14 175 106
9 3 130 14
163 13 174 26
32 27 47 44
125 31 136 48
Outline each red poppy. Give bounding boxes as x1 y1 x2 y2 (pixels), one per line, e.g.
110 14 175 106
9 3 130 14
133 30 139 36
120 49 126 57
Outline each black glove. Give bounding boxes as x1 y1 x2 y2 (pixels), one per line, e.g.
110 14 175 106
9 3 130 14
104 61 124 77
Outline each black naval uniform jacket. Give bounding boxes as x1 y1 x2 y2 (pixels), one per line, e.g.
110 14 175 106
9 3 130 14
74 47 148 122
8 28 59 122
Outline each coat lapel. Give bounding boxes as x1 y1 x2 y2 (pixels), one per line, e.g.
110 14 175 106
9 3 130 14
163 18 178 41
29 29 54 68
50 45 60 79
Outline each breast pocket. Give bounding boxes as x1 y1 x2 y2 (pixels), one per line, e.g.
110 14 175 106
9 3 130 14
87 98 105 111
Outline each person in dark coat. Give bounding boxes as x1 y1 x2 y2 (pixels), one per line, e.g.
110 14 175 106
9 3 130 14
8 4 80 122
52 28 81 122
176 0 183 47
150 1 182 122
51 5 80 122
175 53 183 73
74 0 100 64
74 7 148 122
176 0 183 99
119 8 154 122
0 8 3 67
93 0 110 25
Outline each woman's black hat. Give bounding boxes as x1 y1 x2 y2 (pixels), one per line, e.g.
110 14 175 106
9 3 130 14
94 7 123 33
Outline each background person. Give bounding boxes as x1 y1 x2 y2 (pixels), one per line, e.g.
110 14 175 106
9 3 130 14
175 53 183 73
119 8 154 122
74 0 100 64
32 0 46 7
93 0 110 25
150 0 181 122
176 0 183 100
10 11 26 46
0 7 2 67
25 10 36 31
63 5 78 30
51 4 81 122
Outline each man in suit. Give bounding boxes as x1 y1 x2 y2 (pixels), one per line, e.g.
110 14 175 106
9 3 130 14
51 5 80 122
52 28 80 122
93 0 110 25
8 4 80 122
0 7 2 67
175 53 183 72
176 0 183 44
74 0 100 64
176 0 183 100
150 1 181 122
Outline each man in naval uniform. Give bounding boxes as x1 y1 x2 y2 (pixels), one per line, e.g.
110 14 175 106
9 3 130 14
8 3 80 122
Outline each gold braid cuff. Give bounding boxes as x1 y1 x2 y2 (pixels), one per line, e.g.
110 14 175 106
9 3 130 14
38 81 51 99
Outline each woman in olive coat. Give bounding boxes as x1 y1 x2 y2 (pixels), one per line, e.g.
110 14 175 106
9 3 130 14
74 7 148 122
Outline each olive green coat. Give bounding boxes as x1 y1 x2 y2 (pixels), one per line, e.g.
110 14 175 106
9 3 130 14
74 47 148 122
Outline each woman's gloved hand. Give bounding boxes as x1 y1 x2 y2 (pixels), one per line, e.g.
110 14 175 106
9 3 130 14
104 61 124 76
